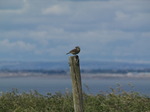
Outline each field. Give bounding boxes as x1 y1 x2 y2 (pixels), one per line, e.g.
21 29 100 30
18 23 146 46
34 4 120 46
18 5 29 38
0 87 150 112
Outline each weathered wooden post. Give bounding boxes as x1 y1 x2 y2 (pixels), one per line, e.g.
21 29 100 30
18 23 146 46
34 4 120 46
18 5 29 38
69 55 84 112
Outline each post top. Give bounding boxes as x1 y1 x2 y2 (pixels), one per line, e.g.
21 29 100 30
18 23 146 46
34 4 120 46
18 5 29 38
69 55 79 58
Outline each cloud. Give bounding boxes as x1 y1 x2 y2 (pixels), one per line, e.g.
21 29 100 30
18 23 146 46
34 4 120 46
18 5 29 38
0 0 24 10
0 0 150 62
0 39 35 52
42 4 70 15
114 11 150 31
0 0 29 14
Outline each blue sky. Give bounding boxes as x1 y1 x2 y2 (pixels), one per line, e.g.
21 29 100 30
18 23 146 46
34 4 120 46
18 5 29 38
0 0 150 63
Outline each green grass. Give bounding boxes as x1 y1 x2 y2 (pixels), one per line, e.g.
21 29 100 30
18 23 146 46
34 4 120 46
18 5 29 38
0 88 150 112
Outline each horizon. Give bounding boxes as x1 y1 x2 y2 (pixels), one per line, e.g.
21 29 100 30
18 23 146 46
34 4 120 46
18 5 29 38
1 59 150 64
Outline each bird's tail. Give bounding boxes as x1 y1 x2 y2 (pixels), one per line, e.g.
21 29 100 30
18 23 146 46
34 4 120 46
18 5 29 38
66 52 70 55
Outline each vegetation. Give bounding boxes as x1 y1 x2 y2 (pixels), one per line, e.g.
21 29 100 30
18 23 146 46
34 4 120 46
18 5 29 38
0 88 150 112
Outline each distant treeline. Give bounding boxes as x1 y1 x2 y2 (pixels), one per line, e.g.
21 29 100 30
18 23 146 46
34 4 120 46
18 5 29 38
0 68 150 74
81 68 150 74
0 69 66 74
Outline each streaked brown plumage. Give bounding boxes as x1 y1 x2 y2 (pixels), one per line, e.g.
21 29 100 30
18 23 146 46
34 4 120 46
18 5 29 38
66 46 80 55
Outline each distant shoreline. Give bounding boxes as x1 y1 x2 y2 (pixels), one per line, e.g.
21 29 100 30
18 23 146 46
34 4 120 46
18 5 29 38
1 61 150 79
0 71 150 79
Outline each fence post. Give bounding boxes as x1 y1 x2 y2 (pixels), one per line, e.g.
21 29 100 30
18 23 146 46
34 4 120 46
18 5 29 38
69 55 84 112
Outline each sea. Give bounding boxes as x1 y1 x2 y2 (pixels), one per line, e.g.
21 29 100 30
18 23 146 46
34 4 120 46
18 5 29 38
0 61 150 96
0 76 150 96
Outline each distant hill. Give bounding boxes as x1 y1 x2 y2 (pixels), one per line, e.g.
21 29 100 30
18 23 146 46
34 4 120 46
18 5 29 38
0 61 150 70
80 61 150 70
0 61 150 78
0 61 150 73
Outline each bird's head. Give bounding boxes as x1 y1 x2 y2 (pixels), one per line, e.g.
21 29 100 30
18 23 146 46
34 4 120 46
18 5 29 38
75 46 80 51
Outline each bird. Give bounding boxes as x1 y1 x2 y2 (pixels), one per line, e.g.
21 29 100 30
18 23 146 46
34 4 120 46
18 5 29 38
66 46 80 55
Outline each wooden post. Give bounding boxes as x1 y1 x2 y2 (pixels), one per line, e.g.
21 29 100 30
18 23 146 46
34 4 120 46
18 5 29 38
69 55 84 112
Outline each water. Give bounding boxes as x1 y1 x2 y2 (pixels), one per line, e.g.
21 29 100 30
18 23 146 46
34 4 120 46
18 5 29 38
0 77 150 96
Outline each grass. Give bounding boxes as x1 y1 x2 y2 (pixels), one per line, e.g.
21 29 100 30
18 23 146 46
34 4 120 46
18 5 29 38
0 87 150 112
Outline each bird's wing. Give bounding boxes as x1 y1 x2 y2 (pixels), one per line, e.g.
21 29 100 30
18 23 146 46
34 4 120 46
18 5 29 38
69 48 77 53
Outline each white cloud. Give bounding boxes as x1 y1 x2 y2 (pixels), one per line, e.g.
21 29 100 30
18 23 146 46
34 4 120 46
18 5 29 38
114 11 150 30
0 31 24 39
0 0 29 14
0 39 35 52
0 0 24 9
141 32 150 38
42 4 70 15
115 11 130 21
0 0 150 61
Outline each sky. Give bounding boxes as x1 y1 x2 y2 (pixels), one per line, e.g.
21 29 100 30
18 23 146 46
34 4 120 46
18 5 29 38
0 0 150 63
